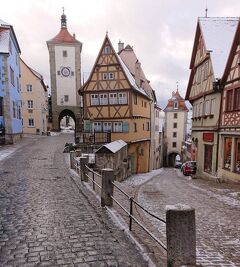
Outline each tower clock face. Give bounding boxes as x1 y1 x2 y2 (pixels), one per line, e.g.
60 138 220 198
60 67 71 77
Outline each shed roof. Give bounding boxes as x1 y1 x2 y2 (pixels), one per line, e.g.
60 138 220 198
95 140 127 154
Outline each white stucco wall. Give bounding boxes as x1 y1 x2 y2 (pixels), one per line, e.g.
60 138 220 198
55 46 77 106
165 111 187 155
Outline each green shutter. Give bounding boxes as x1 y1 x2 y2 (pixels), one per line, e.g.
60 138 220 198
84 120 91 132
123 122 129 132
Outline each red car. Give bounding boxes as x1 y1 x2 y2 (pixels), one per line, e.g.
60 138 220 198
181 161 197 176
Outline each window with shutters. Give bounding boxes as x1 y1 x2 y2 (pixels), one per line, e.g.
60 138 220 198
123 122 129 132
204 100 210 115
109 93 118 104
113 122 122 132
93 122 102 132
99 94 108 105
103 122 112 132
210 99 216 115
91 94 99 105
118 92 127 104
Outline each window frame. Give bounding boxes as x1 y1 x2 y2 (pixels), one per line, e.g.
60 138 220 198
99 93 108 105
28 118 35 127
27 100 33 109
91 94 99 106
109 93 118 105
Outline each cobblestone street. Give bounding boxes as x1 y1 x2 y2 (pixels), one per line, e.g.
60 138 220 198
117 168 240 267
0 133 147 267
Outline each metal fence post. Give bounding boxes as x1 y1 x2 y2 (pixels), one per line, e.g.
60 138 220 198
166 204 196 267
79 156 88 182
129 197 133 231
101 168 114 207
70 151 76 169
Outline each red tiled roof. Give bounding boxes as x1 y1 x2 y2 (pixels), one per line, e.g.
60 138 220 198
48 28 80 44
163 90 189 111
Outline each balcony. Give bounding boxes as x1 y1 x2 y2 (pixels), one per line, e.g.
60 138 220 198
76 131 111 144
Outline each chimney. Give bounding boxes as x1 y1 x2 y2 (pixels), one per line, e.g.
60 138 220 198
73 33 76 39
118 40 124 52
135 60 141 87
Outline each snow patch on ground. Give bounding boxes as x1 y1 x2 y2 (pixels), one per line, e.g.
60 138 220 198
189 183 240 208
123 168 163 187
0 147 17 162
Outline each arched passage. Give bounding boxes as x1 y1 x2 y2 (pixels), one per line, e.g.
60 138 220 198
168 152 181 167
58 109 76 133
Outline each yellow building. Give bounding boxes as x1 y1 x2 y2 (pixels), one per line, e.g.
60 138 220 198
20 59 48 135
79 35 151 173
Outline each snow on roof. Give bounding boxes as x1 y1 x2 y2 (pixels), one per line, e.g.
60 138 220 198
0 29 10 53
199 17 239 79
116 54 148 97
0 19 10 27
96 140 127 154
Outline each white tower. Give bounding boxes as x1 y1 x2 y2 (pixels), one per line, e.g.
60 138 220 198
47 11 82 133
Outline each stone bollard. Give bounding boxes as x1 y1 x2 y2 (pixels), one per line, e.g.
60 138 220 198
70 151 76 169
79 157 88 182
101 168 114 207
166 204 196 267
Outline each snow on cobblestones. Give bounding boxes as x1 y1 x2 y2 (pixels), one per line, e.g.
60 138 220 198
122 168 163 186
0 147 17 161
189 183 240 208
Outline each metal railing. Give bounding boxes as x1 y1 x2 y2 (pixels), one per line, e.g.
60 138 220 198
85 165 102 190
70 154 197 266
111 181 167 251
82 162 167 250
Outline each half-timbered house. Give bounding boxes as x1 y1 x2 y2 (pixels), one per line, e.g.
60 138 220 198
219 20 240 183
80 35 151 174
186 17 239 179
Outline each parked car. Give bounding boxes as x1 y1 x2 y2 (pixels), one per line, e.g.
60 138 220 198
174 161 182 169
181 161 197 175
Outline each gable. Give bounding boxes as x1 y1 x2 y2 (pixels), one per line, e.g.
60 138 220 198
222 20 240 84
81 35 134 93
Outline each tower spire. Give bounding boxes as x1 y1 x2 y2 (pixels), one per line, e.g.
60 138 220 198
61 7 67 28
205 1 208 17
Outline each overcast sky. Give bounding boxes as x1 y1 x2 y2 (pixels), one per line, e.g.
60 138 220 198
2 0 240 108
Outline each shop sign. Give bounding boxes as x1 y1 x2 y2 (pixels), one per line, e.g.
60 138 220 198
203 132 214 142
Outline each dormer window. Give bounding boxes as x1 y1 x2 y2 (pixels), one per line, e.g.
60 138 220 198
174 101 178 109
